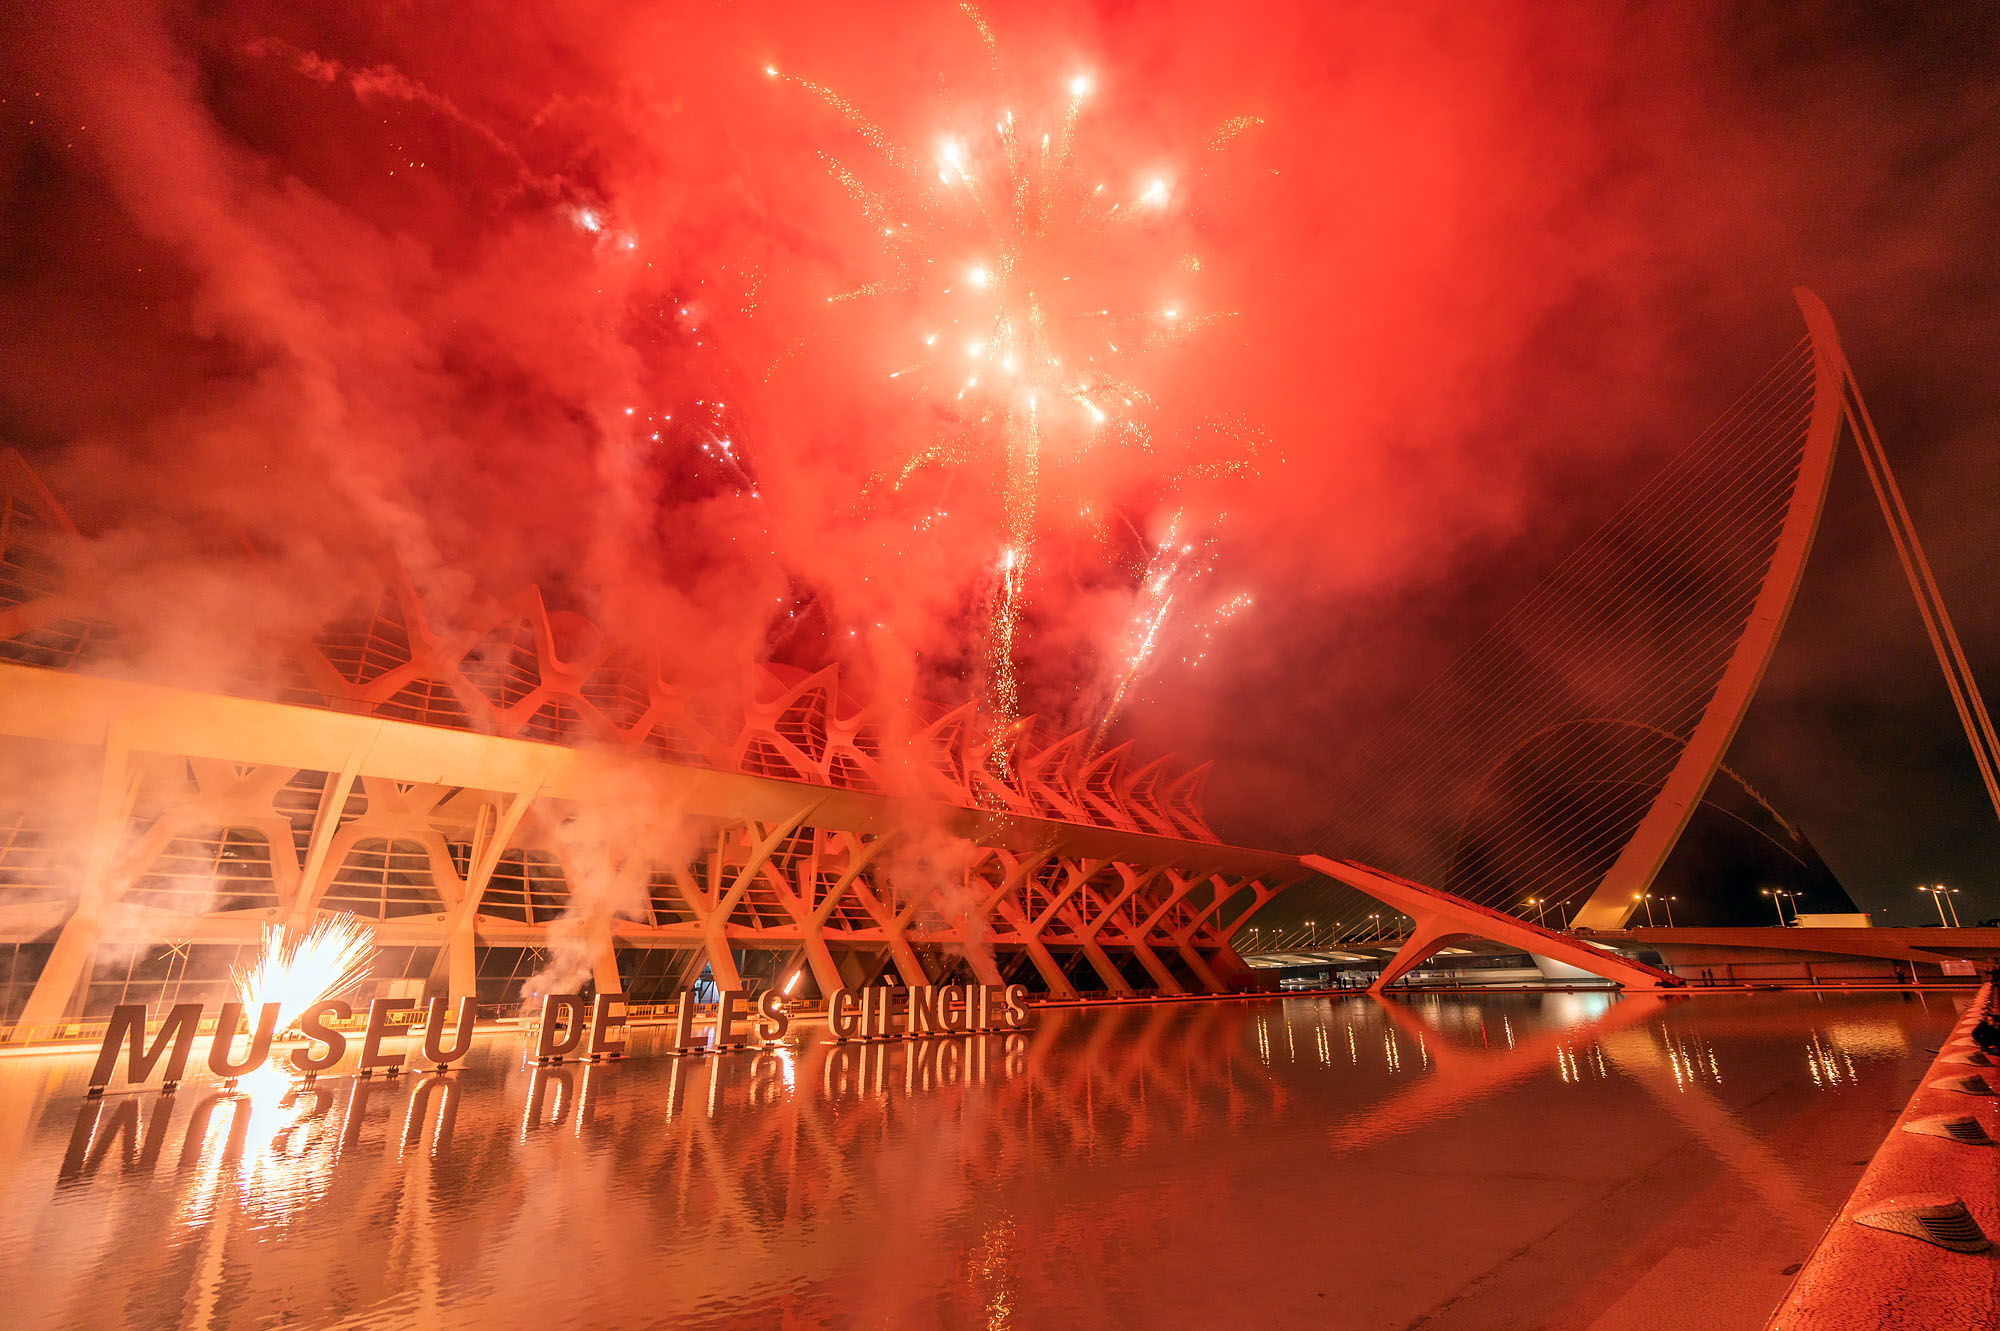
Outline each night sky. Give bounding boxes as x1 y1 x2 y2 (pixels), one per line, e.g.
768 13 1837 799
2 2 1996 923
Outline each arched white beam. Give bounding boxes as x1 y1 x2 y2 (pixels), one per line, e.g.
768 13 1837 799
1569 289 1846 930
1305 855 1680 993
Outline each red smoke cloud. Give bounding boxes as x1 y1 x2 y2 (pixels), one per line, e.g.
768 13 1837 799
3 2 1996 913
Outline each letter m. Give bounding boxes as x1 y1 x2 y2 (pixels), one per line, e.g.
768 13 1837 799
89 1003 203 1089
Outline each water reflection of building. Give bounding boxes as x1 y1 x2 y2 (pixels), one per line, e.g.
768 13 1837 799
26 992 1935 1327
40 1006 1288 1323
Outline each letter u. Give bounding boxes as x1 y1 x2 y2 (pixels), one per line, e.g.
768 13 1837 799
422 996 477 1066
208 1002 281 1077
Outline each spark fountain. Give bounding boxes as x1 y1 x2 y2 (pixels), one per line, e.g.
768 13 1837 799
235 915 378 1034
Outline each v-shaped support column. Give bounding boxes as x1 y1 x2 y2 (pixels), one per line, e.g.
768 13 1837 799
1370 920 1471 994
1303 856 1680 994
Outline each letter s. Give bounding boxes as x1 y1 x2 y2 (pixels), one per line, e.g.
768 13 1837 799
756 990 791 1042
1003 984 1030 1030
289 1000 351 1073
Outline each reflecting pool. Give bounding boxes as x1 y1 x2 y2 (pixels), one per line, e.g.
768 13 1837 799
0 990 1963 1329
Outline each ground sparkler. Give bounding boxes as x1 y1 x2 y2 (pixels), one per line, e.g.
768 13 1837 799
236 914 377 1033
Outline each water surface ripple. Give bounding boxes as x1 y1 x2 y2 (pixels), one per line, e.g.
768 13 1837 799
0 990 1959 1329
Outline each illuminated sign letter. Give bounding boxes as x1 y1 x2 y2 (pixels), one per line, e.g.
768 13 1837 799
90 1002 203 1091
826 988 863 1040
289 1000 350 1073
360 997 416 1074
1003 983 1031 1029
421 996 476 1067
907 984 941 1035
534 994 587 1063
672 990 700 1051
588 993 627 1060
863 985 898 1039
207 1001 281 1077
712 989 747 1051
755 989 791 1042
938 983 969 1034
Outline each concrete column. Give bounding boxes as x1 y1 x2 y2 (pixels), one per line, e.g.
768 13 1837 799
590 925 621 996
997 899 1076 999
701 931 743 991
1078 936 1133 996
15 734 135 1033
1129 941 1184 995
795 924 846 996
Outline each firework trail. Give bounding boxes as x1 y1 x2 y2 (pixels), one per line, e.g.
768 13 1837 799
1087 512 1251 755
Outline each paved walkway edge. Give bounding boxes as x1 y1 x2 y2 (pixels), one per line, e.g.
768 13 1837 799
1767 983 1999 1329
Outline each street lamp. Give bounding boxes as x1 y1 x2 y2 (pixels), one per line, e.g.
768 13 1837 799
1367 912 1381 941
1524 897 1547 926
1305 919 1317 949
1662 895 1677 929
1918 885 1961 927
1760 888 1786 927
1632 892 1656 927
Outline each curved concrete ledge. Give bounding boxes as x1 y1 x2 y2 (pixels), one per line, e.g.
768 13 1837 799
1768 984 1999 1329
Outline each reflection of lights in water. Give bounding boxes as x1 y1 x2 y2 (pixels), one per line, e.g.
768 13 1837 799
1315 1026 1332 1068
1661 1031 1724 1091
1805 1032 1859 1087
973 1217 1019 1328
1817 1021 1909 1060
1383 1033 1401 1073
236 915 375 1031
1347 1024 1358 1065
29 996 1968 1328
1555 1043 1609 1084
1255 1018 1271 1066
521 1069 573 1141
1548 991 1616 1026
398 1077 458 1159
180 1063 337 1231
1501 1016 1515 1051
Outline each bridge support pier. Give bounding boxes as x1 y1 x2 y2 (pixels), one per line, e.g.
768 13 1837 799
1370 922 1471 994
1302 856 1680 993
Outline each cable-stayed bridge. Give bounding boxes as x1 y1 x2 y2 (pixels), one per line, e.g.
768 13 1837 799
1256 288 1999 987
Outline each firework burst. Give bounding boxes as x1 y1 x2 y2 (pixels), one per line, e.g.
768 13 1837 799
773 5 1266 765
1087 511 1254 755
